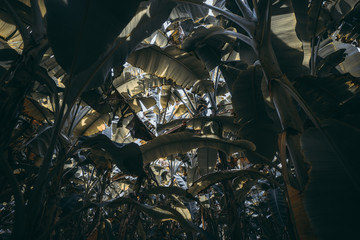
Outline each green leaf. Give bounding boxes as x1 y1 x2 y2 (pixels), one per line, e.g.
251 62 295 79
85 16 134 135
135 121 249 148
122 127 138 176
140 132 255 164
127 45 213 94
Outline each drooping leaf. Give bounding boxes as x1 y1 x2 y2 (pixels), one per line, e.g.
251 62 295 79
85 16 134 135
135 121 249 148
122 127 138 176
127 45 213 94
78 134 143 175
301 119 360 239
73 110 110 137
188 169 274 195
140 132 255 164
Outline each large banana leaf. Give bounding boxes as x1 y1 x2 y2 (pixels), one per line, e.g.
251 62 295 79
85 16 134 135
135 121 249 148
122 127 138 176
127 45 213 94
221 63 278 161
46 0 176 105
140 132 255 164
301 119 360 239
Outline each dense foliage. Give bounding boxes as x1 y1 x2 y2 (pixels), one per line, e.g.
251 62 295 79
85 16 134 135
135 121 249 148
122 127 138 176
1 0 360 239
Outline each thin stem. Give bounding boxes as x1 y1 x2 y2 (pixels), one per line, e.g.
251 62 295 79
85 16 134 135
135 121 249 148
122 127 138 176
252 0 260 20
173 89 195 117
235 0 255 20
271 78 320 129
181 87 196 113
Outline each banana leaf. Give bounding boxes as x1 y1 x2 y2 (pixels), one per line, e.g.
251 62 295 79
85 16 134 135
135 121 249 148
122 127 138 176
127 44 213 94
78 134 143 175
73 110 110 137
302 119 360 239
140 132 255 164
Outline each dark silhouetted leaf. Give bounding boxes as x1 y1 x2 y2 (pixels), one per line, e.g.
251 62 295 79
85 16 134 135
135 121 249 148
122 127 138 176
302 119 360 239
79 134 143 175
294 74 356 119
222 63 277 161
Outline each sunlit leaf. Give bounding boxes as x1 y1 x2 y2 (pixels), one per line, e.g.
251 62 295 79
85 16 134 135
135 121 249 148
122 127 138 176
23 98 53 122
127 45 213 94
73 110 110 137
140 132 255 164
188 168 274 195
